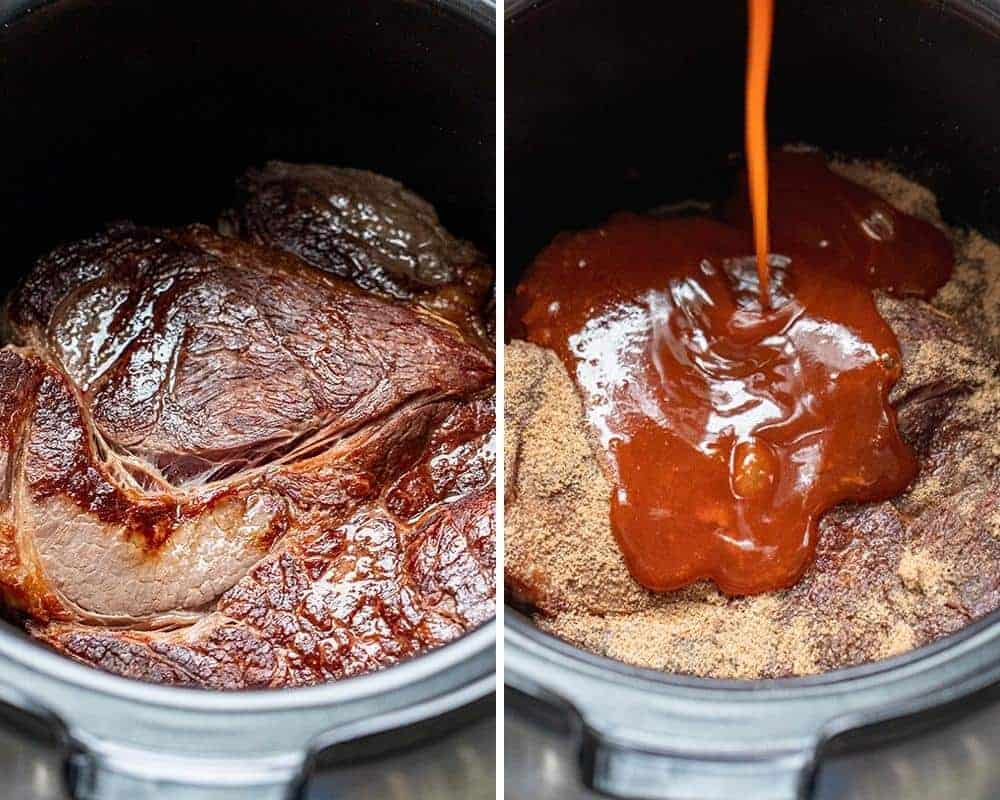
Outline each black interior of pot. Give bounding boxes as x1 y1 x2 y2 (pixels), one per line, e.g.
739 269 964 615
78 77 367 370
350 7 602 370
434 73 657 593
506 0 1000 288
0 0 495 297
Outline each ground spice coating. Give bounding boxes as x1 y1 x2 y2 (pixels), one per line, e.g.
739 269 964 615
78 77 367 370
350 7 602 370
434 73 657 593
505 160 1000 678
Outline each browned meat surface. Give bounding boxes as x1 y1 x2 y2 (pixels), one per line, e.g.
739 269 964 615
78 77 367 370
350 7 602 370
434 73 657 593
0 221 495 688
221 162 494 339
505 293 1000 678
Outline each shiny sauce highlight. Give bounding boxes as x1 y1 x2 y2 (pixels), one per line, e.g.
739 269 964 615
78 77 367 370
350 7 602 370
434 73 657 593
516 151 953 595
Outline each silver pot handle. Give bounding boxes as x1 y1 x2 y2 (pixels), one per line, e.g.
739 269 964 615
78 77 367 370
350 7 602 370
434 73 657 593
580 727 815 800
66 736 308 800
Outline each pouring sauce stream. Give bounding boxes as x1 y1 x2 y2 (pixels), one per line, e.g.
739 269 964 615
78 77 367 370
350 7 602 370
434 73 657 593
515 1 954 595
746 0 773 308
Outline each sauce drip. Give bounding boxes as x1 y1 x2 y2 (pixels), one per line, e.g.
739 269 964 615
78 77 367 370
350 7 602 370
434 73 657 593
741 0 951 302
726 149 955 299
746 0 774 307
515 152 953 595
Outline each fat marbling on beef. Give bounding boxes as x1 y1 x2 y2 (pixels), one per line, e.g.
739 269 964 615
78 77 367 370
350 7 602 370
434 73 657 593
221 162 494 340
0 171 495 689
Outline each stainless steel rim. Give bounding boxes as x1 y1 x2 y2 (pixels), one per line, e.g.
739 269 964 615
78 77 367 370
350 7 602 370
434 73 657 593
0 619 495 712
506 612 1000 799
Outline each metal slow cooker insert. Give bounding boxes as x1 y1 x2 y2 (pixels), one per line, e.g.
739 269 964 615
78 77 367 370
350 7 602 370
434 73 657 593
0 1 496 798
505 1 1000 798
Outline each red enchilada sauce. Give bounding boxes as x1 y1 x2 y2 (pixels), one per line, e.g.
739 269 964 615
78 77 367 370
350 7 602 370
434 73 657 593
513 0 953 595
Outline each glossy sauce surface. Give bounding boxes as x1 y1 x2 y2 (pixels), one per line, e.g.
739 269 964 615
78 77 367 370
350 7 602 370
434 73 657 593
729 150 955 300
515 153 953 594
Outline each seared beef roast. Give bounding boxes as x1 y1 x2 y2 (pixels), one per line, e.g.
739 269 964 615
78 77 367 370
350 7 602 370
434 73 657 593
0 188 495 687
222 162 494 340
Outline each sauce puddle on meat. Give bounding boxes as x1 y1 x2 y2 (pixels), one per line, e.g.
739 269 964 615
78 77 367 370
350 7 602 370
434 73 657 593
513 0 954 596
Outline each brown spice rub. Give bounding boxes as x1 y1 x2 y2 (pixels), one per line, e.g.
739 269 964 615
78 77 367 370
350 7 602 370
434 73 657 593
505 163 1000 678
831 159 1000 359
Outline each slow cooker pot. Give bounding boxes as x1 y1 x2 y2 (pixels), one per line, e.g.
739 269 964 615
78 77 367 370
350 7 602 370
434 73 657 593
505 1 1000 798
0 1 496 798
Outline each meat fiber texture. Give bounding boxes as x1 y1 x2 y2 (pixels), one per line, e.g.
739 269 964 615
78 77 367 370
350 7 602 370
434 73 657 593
0 177 495 688
221 162 495 343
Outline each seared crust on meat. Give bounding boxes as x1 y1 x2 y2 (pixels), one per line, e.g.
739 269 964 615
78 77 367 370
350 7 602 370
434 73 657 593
0 209 495 687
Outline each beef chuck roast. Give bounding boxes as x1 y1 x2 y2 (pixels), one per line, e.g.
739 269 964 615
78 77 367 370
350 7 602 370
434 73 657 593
0 210 495 687
221 162 494 340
